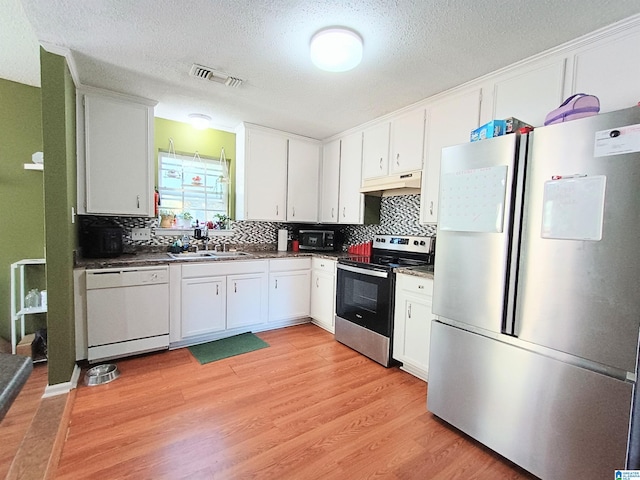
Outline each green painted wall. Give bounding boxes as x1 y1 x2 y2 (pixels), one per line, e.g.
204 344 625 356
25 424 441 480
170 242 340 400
154 118 237 218
0 79 45 343
40 49 77 385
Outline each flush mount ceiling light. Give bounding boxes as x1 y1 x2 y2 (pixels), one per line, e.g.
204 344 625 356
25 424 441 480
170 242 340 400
310 27 363 72
188 113 211 130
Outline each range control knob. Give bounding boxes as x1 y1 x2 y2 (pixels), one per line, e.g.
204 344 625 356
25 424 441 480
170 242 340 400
413 240 419 245
420 240 426 246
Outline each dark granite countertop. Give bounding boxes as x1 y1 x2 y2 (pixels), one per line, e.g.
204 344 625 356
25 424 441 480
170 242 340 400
75 249 348 269
0 353 33 422
395 265 435 279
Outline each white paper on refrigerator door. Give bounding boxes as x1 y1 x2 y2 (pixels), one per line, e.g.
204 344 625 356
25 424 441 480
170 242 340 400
439 165 508 233
594 123 640 157
541 175 606 241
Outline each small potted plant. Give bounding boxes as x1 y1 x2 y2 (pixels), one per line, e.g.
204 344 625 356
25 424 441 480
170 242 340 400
178 211 193 228
214 213 230 230
159 209 175 228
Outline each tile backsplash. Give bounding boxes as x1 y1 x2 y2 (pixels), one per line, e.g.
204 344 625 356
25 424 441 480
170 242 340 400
81 194 436 252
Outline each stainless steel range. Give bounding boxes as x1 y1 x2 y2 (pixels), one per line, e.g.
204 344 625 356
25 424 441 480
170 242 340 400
335 234 435 366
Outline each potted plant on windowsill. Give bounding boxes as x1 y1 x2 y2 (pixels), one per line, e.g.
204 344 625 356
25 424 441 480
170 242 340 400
214 214 230 230
178 211 193 229
159 209 175 228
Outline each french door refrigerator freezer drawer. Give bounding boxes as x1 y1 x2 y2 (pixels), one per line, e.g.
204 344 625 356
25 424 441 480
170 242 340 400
427 321 632 480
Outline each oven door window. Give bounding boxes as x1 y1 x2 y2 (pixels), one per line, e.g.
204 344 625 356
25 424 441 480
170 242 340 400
336 268 391 336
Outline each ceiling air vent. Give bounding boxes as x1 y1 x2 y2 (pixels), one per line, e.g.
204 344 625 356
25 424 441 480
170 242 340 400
189 63 243 88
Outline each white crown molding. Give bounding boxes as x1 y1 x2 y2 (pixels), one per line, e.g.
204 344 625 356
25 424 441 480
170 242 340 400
42 363 81 398
39 41 81 87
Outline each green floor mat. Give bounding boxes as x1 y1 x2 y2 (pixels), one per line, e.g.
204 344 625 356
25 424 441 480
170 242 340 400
188 332 269 364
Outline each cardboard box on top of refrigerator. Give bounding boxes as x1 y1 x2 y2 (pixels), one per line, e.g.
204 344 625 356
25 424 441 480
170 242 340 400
504 117 533 134
470 120 506 142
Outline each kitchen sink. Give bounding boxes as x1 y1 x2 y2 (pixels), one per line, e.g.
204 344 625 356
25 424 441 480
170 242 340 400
209 251 252 258
166 251 216 259
167 251 252 260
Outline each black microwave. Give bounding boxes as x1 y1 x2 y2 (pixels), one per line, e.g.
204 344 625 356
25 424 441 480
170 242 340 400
299 229 338 251
81 224 124 258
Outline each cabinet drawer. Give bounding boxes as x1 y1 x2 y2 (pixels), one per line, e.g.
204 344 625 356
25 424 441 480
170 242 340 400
182 260 267 278
311 257 336 274
269 257 311 272
396 274 433 297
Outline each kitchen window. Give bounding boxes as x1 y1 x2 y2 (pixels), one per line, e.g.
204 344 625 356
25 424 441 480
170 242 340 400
158 151 230 226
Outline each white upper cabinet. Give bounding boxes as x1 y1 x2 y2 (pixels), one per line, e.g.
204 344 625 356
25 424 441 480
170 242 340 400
236 124 321 223
338 132 366 224
389 107 426 174
287 138 320 222
492 59 566 127
571 28 640 114
420 88 481 224
362 122 390 180
77 88 156 216
236 125 288 221
319 139 340 223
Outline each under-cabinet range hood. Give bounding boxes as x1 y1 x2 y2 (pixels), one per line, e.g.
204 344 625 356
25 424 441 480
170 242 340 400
360 170 422 196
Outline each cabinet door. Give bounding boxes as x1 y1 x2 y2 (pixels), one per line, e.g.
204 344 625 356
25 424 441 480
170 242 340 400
227 273 266 329
390 108 425 174
572 29 640 115
287 139 320 222
181 277 226 337
493 60 565 128
269 271 311 322
82 92 153 216
421 89 481 224
338 132 365 224
393 293 432 375
310 270 335 332
362 122 390 180
320 139 340 223
245 129 288 221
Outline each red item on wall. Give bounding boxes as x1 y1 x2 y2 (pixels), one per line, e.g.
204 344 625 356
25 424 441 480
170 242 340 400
154 188 160 216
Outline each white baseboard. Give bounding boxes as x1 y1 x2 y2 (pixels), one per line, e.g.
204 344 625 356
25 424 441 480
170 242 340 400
42 364 81 398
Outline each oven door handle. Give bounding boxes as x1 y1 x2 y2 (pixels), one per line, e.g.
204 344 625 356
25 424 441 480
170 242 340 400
337 263 389 278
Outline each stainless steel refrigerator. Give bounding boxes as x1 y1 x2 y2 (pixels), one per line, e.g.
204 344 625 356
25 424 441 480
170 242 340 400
428 107 640 480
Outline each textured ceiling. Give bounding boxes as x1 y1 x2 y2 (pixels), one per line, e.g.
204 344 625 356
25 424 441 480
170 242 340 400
4 0 640 139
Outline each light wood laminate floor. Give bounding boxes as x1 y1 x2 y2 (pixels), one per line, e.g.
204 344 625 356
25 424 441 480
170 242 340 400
51 324 536 479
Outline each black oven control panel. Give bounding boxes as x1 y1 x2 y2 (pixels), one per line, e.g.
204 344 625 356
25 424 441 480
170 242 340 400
373 235 434 255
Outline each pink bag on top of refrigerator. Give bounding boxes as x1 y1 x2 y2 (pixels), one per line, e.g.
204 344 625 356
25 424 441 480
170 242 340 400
544 93 600 126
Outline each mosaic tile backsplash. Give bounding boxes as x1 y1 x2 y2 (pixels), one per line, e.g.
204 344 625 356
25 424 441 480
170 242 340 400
81 194 436 252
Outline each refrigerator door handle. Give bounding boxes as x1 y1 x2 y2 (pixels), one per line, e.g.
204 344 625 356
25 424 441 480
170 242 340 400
503 133 530 336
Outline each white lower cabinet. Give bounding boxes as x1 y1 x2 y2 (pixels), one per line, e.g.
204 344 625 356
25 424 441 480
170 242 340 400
393 273 434 382
268 258 311 323
310 257 336 333
181 276 226 337
227 273 266 329
174 260 268 345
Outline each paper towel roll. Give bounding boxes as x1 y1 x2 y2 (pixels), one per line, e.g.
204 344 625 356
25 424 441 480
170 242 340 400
277 229 288 251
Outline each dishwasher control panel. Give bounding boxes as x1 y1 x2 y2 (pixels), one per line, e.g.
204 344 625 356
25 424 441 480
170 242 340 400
86 266 169 289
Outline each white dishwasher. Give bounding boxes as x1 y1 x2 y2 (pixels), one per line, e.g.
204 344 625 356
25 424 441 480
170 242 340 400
85 266 169 362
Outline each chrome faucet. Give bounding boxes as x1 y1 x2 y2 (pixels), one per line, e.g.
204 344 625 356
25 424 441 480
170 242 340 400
201 225 210 250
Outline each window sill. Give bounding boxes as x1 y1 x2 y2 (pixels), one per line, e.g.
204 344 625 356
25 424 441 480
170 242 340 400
154 227 234 236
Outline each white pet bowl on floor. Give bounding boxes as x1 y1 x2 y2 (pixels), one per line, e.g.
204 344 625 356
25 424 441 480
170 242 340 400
85 364 120 386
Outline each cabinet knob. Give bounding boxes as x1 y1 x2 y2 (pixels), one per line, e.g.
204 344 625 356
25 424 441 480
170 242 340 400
396 153 400 166
379 157 383 169
331 207 335 218
276 205 279 216
292 207 295 217
429 201 433 215
343 207 346 218
316 278 319 288
408 303 412 318
234 282 237 293
137 195 140 208
275 279 278 289
216 284 219 295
